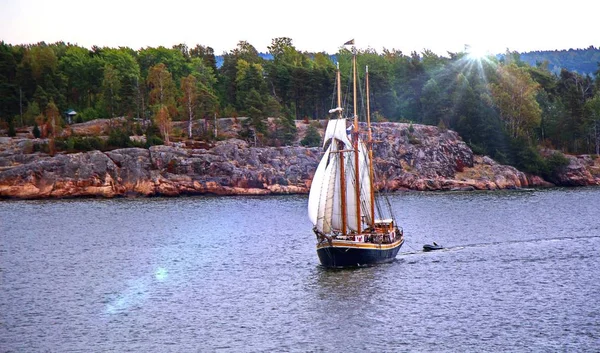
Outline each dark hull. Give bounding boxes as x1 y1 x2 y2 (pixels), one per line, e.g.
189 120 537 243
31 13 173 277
316 239 404 268
423 244 443 252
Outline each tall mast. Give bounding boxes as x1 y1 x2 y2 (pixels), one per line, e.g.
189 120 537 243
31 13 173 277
352 48 361 234
336 62 347 235
366 66 375 229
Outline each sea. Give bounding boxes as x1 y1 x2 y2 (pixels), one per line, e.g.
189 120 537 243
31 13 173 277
1 187 599 352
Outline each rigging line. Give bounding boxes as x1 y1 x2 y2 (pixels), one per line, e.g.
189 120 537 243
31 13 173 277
330 73 338 110
357 69 366 119
369 140 397 221
403 239 420 252
343 67 353 119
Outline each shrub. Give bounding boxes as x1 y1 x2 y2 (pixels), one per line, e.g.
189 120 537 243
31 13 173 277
33 142 50 154
301 125 321 147
88 137 106 151
79 107 99 122
32 125 41 138
8 119 16 137
510 138 545 175
107 129 132 149
144 123 163 147
468 141 486 156
372 111 387 122
437 120 447 132
541 151 570 181
55 136 107 152
408 135 421 145
145 135 163 147
134 123 144 136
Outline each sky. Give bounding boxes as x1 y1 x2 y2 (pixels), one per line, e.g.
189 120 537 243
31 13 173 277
1 0 599 56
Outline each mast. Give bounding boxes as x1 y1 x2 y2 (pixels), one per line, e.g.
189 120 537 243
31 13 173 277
352 48 361 234
366 66 375 229
336 62 347 235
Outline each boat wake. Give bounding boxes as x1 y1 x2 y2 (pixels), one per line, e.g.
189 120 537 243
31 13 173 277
399 234 600 256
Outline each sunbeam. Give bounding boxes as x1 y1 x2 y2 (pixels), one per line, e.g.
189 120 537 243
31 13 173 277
466 45 490 61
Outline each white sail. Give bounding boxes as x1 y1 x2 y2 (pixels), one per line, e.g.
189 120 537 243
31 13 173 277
318 144 338 233
309 118 360 234
323 118 352 149
342 139 373 231
358 140 373 225
307 144 331 226
309 133 374 234
331 151 343 231
345 152 359 231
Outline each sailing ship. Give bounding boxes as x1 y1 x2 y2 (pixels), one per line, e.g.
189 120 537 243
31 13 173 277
307 43 404 268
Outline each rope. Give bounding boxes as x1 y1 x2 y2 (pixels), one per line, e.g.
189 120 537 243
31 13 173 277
404 239 420 252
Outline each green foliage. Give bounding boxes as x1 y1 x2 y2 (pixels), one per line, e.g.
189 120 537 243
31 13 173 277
23 102 40 126
56 136 106 152
145 123 164 147
490 63 542 138
145 135 163 147
542 151 570 180
101 64 122 118
32 141 50 154
467 141 486 156
7 120 16 136
107 128 132 149
32 124 41 138
408 135 421 145
509 137 546 175
301 124 321 147
269 114 297 146
147 63 176 109
138 46 189 83
518 46 600 75
78 107 100 122
507 138 569 180
437 119 447 132
0 39 599 158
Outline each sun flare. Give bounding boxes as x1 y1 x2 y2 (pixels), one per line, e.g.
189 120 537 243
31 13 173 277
466 45 490 60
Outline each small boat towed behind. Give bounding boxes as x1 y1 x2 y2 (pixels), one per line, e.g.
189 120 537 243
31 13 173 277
423 242 443 252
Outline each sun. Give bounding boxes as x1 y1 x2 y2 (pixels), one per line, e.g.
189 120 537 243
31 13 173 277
466 45 490 60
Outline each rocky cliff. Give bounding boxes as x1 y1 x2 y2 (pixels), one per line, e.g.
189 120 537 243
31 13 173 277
0 123 598 199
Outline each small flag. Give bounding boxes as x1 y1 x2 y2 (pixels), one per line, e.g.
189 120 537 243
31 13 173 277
343 39 355 46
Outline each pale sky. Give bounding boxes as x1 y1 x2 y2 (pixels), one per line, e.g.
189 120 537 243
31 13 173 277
1 0 598 56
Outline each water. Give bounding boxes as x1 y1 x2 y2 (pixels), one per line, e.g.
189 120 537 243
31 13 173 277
1 188 599 352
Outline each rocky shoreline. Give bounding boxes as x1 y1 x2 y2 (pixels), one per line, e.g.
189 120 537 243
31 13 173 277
0 122 598 199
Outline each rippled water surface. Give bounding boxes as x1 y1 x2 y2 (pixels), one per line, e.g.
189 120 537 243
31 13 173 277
1 188 599 352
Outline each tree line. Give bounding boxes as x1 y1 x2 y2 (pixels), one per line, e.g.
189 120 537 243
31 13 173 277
0 38 599 175
518 46 600 75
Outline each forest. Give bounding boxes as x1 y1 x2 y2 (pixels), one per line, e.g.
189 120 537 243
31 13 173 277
0 38 599 177
517 46 600 75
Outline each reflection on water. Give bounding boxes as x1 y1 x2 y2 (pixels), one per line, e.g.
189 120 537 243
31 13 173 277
1 188 599 351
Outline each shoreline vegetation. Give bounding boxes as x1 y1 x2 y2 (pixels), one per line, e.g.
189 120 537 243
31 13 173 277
0 118 598 200
1 38 599 199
